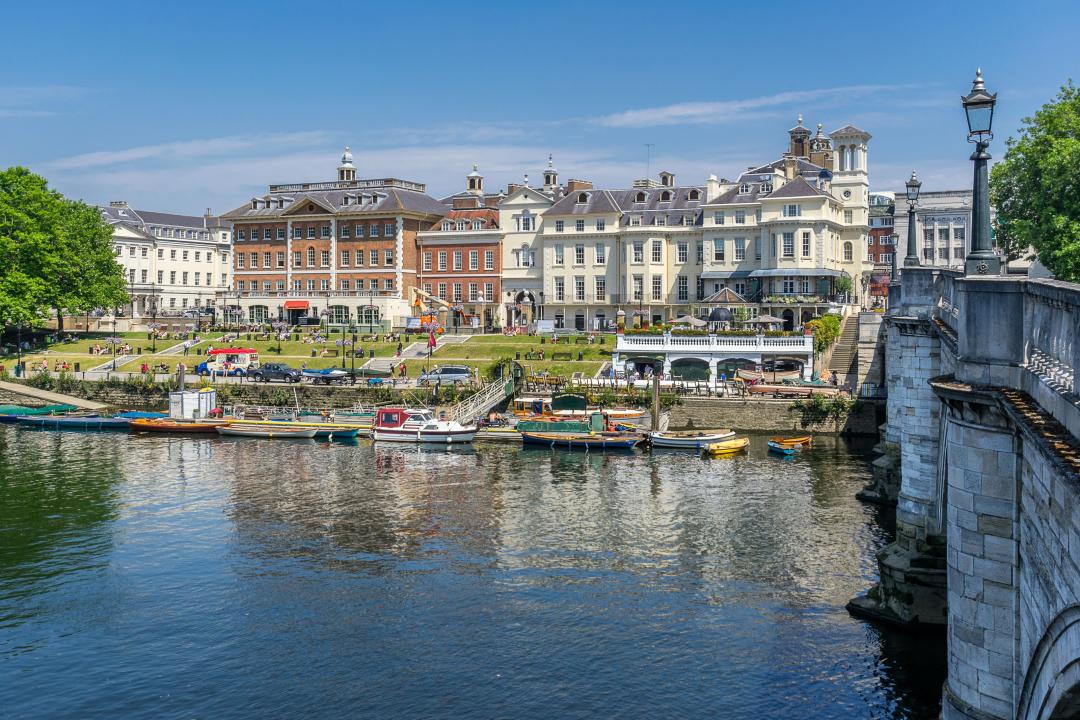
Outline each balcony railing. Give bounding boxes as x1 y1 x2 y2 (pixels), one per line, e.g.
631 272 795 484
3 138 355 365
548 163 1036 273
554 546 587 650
237 290 397 299
616 332 814 354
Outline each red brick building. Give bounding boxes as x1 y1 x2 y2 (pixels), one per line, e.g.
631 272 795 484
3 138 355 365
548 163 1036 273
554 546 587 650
415 197 502 331
221 148 446 328
867 193 896 302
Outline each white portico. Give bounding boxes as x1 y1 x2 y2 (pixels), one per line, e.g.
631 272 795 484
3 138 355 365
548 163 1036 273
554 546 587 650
613 331 815 383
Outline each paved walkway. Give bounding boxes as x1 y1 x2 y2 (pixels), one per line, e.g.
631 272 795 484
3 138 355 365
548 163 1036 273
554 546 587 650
0 379 108 410
363 333 469 372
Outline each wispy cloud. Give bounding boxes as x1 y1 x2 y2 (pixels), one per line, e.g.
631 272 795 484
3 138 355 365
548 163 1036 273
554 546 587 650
0 85 94 119
592 85 908 128
51 131 332 170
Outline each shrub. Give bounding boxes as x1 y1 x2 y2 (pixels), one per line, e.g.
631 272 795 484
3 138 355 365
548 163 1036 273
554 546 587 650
789 395 857 427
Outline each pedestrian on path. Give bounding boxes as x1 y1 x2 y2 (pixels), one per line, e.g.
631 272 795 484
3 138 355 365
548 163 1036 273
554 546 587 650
396 341 403 358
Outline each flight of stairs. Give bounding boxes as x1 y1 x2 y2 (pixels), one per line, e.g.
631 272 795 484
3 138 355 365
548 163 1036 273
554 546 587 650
827 317 859 383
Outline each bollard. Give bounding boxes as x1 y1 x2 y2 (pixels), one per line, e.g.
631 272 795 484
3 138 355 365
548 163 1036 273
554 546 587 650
74 362 80 372
311 349 316 358
578 351 583 361
137 347 142 355
369 349 375 359
515 351 521 360
540 336 546 344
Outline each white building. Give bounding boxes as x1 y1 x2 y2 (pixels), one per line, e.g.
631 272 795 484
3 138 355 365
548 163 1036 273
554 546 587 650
890 189 984 269
100 202 232 318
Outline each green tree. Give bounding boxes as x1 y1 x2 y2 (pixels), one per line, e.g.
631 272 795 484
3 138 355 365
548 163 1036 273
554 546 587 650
989 81 1080 281
0 167 127 329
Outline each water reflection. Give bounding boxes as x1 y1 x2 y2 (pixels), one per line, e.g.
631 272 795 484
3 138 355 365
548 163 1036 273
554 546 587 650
0 427 943 719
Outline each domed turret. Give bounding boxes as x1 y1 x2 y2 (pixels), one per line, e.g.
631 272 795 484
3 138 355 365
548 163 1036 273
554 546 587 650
337 146 356 181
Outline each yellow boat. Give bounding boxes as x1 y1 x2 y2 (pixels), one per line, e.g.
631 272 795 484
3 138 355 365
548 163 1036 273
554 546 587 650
770 435 812 447
703 437 750 457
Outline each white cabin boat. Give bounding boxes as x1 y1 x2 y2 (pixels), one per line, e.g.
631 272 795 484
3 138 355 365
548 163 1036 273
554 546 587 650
371 407 477 444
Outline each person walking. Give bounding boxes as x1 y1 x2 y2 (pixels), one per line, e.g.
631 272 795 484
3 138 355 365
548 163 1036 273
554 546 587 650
396 341 403 358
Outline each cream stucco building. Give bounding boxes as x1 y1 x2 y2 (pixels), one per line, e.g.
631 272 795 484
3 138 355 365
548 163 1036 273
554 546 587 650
100 202 233 319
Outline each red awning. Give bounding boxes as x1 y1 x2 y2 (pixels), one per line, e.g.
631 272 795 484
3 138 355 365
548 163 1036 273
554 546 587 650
283 300 310 310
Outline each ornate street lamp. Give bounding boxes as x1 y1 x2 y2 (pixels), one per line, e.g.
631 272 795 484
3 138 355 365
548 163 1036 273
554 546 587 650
961 68 1000 276
903 170 922 266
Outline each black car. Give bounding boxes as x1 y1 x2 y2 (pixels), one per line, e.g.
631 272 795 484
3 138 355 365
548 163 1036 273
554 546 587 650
249 362 301 383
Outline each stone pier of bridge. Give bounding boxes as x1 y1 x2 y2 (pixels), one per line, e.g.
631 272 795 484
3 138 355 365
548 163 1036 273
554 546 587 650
848 267 1080 720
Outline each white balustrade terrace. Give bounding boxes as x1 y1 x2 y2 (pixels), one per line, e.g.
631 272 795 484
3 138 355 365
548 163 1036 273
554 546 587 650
616 333 813 354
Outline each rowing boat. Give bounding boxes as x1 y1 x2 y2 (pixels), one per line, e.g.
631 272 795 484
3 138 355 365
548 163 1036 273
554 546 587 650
770 435 812 448
519 431 640 450
216 424 318 439
702 437 750 457
648 429 734 449
767 440 797 456
130 418 224 433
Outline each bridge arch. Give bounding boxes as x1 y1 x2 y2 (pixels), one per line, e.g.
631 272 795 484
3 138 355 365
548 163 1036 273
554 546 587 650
670 357 709 381
1018 605 1080 720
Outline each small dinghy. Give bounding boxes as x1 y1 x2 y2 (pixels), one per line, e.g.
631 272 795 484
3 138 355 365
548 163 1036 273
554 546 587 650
519 431 640 451
648 429 734 449
702 437 750 457
770 435 812 448
767 440 797 456
130 418 224 434
217 424 318 439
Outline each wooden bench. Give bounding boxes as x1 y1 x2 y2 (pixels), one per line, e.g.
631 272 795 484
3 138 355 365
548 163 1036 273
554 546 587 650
551 351 572 361
574 336 590 345
524 352 541 360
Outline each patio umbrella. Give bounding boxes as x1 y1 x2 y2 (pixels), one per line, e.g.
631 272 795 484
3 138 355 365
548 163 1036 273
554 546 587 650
673 314 707 327
747 314 784 324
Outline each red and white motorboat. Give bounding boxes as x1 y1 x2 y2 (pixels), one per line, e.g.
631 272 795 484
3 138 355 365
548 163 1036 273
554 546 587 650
371 407 477 444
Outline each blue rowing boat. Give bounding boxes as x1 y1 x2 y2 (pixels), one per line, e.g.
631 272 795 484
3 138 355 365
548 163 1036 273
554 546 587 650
767 440 797 456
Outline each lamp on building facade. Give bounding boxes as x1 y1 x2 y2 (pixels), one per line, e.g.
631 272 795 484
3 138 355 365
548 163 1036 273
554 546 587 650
961 68 1000 276
904 170 922 267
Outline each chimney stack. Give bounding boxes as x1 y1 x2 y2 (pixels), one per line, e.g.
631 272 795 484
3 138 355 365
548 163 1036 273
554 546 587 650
565 179 593 193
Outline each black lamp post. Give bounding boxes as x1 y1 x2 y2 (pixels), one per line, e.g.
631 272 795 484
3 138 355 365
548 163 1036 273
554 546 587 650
150 300 158 352
962 68 1000 276
903 170 922 266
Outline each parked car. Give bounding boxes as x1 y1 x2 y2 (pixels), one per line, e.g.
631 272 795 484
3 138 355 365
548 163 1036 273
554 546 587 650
417 365 472 386
250 362 301 383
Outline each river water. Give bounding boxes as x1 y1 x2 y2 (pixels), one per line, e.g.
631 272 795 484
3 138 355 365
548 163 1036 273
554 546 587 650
0 427 945 719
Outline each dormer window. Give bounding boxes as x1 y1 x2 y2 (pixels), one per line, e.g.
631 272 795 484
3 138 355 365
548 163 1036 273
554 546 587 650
456 220 467 231
688 189 700 201
660 191 672 202
635 191 646 203
472 220 483 230
760 182 773 194
655 215 667 227
442 220 453 231
251 199 259 210
577 192 589 204
342 196 350 206
739 184 752 194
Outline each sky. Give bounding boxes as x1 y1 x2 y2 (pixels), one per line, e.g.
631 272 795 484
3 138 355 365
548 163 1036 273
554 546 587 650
3 0 1078 215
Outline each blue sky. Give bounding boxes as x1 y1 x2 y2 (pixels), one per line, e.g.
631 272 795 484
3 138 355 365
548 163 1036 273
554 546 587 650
3 0 1078 215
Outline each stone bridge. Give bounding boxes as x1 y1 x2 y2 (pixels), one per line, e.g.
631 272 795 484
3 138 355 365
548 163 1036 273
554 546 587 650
849 268 1080 719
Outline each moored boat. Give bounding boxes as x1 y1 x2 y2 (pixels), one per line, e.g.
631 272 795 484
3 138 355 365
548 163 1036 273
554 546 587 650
130 418 224 433
767 440 797 455
372 408 476 444
216 424 318 439
16 414 131 429
770 435 812 448
520 431 640 450
702 437 750 457
301 368 351 385
648 429 735 449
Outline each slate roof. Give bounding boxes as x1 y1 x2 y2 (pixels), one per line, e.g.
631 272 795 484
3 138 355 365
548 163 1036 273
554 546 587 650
765 176 827 199
221 186 448 220
548 185 705 226
746 157 827 176
425 208 499 231
830 124 870 137
100 206 231 230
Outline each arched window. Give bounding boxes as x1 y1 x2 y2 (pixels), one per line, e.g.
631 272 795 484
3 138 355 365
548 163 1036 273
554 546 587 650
635 191 646 203
441 220 452 231
688 189 700 201
577 192 589 204
660 190 672 202
843 241 853 261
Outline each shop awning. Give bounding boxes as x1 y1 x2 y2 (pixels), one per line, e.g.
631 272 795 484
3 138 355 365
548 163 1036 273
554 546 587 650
283 300 310 310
